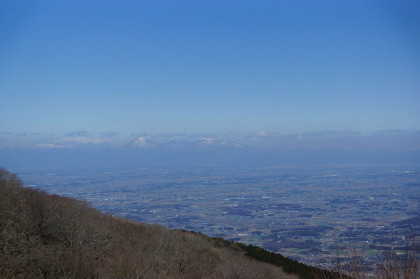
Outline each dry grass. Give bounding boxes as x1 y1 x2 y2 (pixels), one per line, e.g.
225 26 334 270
328 237 419 279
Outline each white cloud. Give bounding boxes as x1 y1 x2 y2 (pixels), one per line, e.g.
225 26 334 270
0 129 419 151
2 131 39 137
257 130 269 137
101 131 120 138
64 131 89 137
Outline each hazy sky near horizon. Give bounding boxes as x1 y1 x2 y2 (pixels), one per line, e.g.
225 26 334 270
1 0 419 139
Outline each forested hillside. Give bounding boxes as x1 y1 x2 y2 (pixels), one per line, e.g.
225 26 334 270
0 168 303 278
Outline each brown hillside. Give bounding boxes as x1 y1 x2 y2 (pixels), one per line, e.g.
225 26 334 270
0 168 296 279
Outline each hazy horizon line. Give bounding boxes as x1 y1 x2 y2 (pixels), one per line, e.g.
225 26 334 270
1 128 419 151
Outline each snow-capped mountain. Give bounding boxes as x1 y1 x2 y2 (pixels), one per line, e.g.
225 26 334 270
127 137 157 148
127 136 244 149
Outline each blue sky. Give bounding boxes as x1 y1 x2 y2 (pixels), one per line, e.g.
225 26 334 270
1 0 419 149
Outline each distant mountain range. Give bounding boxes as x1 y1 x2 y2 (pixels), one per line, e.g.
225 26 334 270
127 136 244 149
